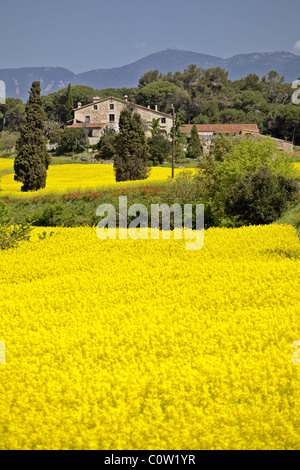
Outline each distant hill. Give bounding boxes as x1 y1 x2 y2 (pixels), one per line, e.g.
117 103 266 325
1 48 300 101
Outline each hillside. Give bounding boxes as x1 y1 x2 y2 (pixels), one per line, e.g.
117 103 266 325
1 48 300 101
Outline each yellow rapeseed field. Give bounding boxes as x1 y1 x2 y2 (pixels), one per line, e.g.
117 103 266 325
0 158 14 172
294 162 300 174
0 159 185 197
0 158 299 198
0 224 300 450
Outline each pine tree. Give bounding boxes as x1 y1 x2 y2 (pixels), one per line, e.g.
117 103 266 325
187 124 202 159
114 109 150 181
14 81 50 192
65 82 73 122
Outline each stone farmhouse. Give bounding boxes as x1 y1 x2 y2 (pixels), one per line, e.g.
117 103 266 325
67 96 173 145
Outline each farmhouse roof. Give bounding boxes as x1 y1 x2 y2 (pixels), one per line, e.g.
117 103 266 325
73 96 172 118
67 122 107 129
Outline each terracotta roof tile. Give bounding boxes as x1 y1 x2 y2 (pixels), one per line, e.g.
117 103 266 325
67 123 107 129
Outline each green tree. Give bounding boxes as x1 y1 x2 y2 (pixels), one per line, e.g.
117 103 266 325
187 124 202 159
96 134 117 160
0 98 25 132
14 82 50 192
197 137 297 226
138 70 161 88
136 81 185 113
56 127 89 155
65 82 74 122
239 73 262 92
262 71 285 103
148 118 163 137
269 105 300 145
210 133 236 162
148 134 172 165
114 109 150 181
225 167 299 226
0 131 19 154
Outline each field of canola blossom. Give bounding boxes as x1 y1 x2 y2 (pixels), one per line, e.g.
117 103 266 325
0 224 300 450
0 158 185 197
0 158 299 198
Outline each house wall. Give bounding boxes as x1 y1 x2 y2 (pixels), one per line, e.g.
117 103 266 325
74 98 173 140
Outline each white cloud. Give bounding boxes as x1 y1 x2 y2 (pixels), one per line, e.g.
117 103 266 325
292 40 300 55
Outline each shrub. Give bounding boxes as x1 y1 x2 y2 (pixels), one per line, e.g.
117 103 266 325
96 134 117 161
198 137 298 226
0 198 32 250
56 128 89 155
148 134 172 166
225 167 299 226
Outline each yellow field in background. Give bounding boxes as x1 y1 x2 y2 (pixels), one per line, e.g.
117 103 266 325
0 158 14 172
0 224 300 449
0 159 187 197
294 162 300 174
0 158 299 198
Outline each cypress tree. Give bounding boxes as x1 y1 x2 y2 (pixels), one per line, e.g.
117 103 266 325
65 82 73 122
14 81 50 192
114 109 150 181
187 124 202 159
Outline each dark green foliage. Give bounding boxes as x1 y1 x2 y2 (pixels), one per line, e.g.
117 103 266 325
197 136 298 226
56 127 89 155
138 70 161 88
148 118 163 137
148 134 172 165
114 109 150 181
0 131 19 154
49 127 64 145
37 68 300 145
0 98 26 132
136 81 185 113
3 176 203 230
0 198 32 250
187 124 202 159
225 167 299 226
209 133 236 162
96 134 117 160
14 82 50 192
65 83 74 122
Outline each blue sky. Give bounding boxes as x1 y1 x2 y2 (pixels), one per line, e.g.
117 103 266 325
1 0 300 72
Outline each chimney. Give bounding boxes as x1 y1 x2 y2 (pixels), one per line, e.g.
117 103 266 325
77 102 82 108
155 105 158 111
124 95 128 102
93 97 100 103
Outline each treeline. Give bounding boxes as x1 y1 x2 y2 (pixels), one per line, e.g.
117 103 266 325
1 65 300 144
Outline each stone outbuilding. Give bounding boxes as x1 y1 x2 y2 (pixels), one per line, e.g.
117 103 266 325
180 124 260 155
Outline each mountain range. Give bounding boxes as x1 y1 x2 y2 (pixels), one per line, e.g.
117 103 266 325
1 48 300 101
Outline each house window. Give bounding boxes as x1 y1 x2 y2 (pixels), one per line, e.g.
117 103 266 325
161 118 166 124
109 114 115 122
85 116 90 123
110 104 114 110
94 105 98 110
